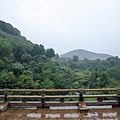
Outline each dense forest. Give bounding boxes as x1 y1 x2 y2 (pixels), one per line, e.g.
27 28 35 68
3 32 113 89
0 20 120 90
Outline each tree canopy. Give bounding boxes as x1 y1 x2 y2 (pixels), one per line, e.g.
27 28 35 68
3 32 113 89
0 20 120 90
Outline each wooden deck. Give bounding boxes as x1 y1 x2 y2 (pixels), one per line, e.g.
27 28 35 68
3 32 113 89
0 107 120 120
0 88 120 119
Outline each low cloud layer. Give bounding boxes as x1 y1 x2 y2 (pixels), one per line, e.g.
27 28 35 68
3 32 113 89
0 0 120 56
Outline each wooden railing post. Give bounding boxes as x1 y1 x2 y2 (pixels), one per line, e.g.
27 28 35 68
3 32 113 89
98 112 102 119
22 98 27 102
117 89 120 107
4 89 8 102
60 98 64 102
79 89 83 102
97 97 102 102
41 90 45 108
60 112 64 118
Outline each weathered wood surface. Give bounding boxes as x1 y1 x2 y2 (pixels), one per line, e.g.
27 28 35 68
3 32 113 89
0 107 120 120
78 102 88 111
0 102 9 112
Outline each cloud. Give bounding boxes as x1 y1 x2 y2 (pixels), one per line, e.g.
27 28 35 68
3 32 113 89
0 0 120 56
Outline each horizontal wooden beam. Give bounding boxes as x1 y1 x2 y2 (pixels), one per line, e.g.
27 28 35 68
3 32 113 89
83 94 117 98
9 100 119 107
0 95 4 98
7 94 118 99
0 88 119 93
7 95 42 98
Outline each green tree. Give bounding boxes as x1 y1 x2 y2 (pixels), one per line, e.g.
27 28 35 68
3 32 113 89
72 55 79 62
97 72 109 88
21 53 32 63
18 70 35 89
89 71 99 88
106 67 120 80
12 63 24 76
0 38 12 60
41 78 55 89
45 48 55 58
0 59 4 70
32 44 45 55
0 70 16 89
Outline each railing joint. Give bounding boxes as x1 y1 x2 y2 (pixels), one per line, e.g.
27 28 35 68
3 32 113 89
4 88 9 102
79 89 84 102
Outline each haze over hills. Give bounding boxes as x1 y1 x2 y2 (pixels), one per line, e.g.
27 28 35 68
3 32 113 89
0 20 114 61
1 19 120 90
60 49 113 60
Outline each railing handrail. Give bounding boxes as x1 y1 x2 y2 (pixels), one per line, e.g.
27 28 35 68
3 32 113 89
0 88 119 92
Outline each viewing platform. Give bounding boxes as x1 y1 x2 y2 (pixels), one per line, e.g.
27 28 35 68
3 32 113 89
0 88 120 119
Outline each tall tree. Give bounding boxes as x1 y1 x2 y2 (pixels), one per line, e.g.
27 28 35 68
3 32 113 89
98 72 109 88
72 55 79 62
45 48 55 58
0 38 12 60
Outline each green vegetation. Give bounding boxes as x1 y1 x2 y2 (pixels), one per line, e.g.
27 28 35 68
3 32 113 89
0 20 120 90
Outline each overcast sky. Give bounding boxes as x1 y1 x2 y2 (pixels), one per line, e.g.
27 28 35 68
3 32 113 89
0 0 120 56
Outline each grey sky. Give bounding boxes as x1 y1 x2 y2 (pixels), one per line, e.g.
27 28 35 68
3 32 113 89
0 0 120 56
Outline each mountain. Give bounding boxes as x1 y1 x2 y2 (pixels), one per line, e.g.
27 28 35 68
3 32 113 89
0 20 55 61
60 49 112 60
0 20 21 37
0 20 120 90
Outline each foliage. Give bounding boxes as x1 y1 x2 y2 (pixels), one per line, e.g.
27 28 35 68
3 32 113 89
0 38 12 60
0 20 120 90
0 20 20 36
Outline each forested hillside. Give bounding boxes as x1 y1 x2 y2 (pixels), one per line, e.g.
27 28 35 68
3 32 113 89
0 20 120 90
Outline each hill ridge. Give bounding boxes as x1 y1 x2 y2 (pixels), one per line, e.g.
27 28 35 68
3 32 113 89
60 49 112 60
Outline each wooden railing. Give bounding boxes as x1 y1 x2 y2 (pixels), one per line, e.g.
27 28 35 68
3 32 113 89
0 88 120 108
